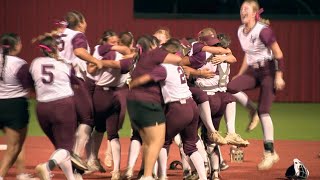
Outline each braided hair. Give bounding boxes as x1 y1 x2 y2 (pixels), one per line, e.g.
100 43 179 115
0 33 21 81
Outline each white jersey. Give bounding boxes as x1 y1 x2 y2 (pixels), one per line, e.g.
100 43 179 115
30 57 74 102
95 49 128 87
196 53 230 93
238 22 273 65
59 28 90 80
160 64 192 104
0 55 28 98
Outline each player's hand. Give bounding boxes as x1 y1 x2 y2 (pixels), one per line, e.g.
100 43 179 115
274 76 285 90
209 55 225 65
182 66 191 79
199 68 215 78
95 60 103 69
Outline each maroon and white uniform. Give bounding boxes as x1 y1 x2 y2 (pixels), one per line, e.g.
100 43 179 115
58 28 94 126
0 55 29 98
228 22 277 115
93 49 129 139
150 64 199 156
59 28 90 80
238 22 274 65
30 57 77 151
196 56 230 94
191 49 236 130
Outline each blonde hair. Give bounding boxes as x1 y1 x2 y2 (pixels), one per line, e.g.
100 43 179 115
244 0 270 25
198 28 216 37
154 27 171 40
31 30 61 44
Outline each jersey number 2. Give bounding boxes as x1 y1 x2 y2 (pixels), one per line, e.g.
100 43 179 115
177 66 186 84
42 65 54 84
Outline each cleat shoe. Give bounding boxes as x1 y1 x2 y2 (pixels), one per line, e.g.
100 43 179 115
225 133 249 147
210 169 220 180
111 170 121 180
183 169 191 179
184 171 199 180
71 153 88 171
87 158 106 173
207 131 228 145
220 161 229 171
35 163 52 180
247 111 259 132
17 173 40 180
121 167 134 180
104 151 113 167
257 152 280 170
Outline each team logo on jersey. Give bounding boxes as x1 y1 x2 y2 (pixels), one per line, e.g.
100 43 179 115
250 35 256 44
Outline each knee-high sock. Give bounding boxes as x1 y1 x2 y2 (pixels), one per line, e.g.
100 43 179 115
260 114 274 142
196 139 208 164
217 145 223 163
50 149 75 180
111 138 121 171
106 140 112 155
206 144 219 171
88 129 104 161
175 134 191 171
189 152 207 180
224 102 236 134
73 124 92 157
157 148 167 178
127 140 141 168
198 101 216 133
233 92 256 112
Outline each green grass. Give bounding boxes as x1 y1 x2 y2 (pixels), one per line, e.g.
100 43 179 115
26 100 320 140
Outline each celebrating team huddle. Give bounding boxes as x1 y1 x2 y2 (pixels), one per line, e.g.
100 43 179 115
0 0 286 180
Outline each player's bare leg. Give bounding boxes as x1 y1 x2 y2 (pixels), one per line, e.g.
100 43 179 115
0 127 27 178
139 123 165 179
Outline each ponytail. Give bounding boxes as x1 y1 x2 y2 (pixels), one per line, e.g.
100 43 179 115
0 33 20 81
0 46 9 81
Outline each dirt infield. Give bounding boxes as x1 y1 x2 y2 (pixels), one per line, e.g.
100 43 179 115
1 137 319 179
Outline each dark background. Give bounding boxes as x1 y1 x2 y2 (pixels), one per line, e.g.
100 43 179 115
0 0 319 102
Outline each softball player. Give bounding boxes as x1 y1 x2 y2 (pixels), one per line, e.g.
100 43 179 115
129 41 208 180
227 0 285 170
126 35 182 180
30 36 80 180
58 11 102 168
0 33 32 179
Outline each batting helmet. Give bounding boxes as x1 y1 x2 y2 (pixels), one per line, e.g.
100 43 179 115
285 158 309 180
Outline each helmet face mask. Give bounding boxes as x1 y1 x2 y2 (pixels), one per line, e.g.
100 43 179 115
285 159 309 180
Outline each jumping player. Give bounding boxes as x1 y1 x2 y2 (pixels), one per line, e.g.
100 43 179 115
58 11 103 169
227 0 285 170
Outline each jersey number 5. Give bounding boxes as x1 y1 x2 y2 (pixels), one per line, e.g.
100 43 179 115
42 65 55 84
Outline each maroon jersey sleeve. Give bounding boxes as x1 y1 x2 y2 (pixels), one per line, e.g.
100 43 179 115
120 58 134 73
102 50 116 60
189 52 206 69
72 33 88 50
260 27 277 47
192 42 205 54
152 48 169 64
149 65 167 82
16 64 34 89
98 44 113 56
